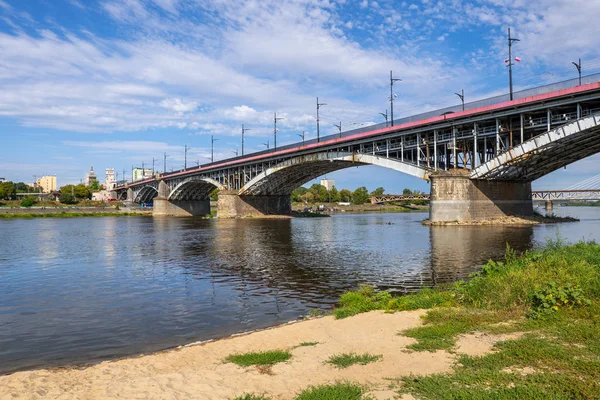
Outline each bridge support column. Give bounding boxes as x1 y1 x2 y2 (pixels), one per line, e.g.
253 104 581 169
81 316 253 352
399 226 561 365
152 181 210 217
126 188 134 202
429 170 533 223
545 200 553 211
217 191 291 218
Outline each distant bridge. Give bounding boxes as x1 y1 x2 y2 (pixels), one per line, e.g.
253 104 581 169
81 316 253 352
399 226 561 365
114 74 600 221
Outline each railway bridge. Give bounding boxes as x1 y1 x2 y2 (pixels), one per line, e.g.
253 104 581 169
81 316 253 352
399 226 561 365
114 75 600 222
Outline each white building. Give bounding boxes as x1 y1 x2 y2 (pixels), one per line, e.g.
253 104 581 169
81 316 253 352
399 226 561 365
105 168 115 190
320 178 336 191
133 168 153 182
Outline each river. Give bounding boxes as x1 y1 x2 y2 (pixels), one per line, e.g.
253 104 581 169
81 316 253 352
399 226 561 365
1 206 599 374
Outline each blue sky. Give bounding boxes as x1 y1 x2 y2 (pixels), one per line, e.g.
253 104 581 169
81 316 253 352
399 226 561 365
1 0 600 192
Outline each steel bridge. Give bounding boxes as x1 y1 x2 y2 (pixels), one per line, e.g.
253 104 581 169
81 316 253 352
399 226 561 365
114 74 600 221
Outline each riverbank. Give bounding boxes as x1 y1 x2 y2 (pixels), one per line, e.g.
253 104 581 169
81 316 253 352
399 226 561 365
2 241 598 399
0 208 152 218
423 213 579 226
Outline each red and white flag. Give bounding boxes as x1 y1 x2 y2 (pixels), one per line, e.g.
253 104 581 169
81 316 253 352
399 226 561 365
504 59 510 63
515 57 521 62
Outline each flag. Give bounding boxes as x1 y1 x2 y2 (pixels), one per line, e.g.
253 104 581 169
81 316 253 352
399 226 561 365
275 128 279 132
394 93 398 99
504 59 510 63
515 56 521 62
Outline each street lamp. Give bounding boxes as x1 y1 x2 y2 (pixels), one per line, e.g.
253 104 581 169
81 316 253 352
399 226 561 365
274 112 284 150
163 152 168 173
211 135 218 163
334 122 342 138
390 70 401 126
379 110 388 127
242 124 250 156
317 97 327 142
572 58 582 86
455 89 465 111
232 149 239 157
263 140 270 150
506 28 520 101
184 145 189 170
297 131 306 144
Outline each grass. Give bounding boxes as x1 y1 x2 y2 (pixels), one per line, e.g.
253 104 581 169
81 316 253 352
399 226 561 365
0 212 148 219
232 395 271 400
224 350 292 367
295 341 319 347
295 382 368 400
326 352 382 369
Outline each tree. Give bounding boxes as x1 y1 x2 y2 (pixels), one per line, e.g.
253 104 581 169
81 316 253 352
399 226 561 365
402 188 413 195
89 180 100 191
329 187 340 202
309 184 328 203
210 189 219 201
370 187 385 196
14 182 30 193
339 189 352 202
0 181 15 200
352 186 369 205
301 191 315 203
60 184 91 200
291 186 309 202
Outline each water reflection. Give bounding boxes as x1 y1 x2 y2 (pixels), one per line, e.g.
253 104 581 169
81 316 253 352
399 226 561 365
0 209 598 375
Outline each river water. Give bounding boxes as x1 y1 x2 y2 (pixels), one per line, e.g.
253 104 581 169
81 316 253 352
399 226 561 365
1 207 599 374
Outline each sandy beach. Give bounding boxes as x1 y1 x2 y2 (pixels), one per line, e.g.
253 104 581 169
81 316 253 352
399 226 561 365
0 310 520 400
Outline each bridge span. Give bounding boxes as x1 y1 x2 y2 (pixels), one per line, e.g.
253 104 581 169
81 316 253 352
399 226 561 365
114 74 600 222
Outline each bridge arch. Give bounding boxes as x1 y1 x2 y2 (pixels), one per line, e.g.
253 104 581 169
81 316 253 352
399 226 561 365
239 152 430 196
168 177 227 201
134 185 159 203
471 113 600 181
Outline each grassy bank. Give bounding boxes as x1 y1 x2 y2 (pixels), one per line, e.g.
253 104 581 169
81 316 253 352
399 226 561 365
332 240 600 399
0 212 150 219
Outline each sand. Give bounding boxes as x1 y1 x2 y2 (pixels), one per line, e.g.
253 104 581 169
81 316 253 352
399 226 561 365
0 310 496 400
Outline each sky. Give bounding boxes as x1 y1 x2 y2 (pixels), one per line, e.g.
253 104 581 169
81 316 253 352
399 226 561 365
1 0 600 193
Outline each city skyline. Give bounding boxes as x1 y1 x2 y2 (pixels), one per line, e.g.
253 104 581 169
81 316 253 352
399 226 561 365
1 0 600 192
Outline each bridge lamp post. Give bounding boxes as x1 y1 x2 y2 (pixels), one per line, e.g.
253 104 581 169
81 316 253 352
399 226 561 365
163 152 168 174
211 135 218 163
389 70 401 127
379 110 388 127
297 131 306 144
242 125 250 156
274 112 284 150
263 140 270 150
455 89 465 111
572 58 582 86
232 149 238 157
184 145 190 170
506 28 520 101
334 122 342 138
317 97 327 142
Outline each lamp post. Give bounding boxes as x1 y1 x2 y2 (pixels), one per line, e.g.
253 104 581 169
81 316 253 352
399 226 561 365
211 135 218 163
184 145 189 170
242 124 250 156
455 89 465 111
152 157 156 175
390 70 401 126
298 131 306 144
274 112 284 150
507 28 520 101
317 97 327 142
163 152 168 173
232 149 238 157
263 140 270 150
334 122 342 138
572 58 582 86
379 110 388 127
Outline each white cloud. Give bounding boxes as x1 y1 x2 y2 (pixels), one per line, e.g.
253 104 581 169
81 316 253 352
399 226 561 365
160 98 199 113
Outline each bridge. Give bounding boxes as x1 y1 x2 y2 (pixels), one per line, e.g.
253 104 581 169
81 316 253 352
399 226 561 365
114 74 600 222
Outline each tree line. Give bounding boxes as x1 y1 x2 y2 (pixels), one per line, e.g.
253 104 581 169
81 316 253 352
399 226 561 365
0 180 98 205
291 184 423 205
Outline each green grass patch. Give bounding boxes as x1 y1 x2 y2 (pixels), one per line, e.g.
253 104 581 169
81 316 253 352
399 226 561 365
295 382 367 400
326 352 382 369
0 212 148 219
232 394 271 400
295 341 319 348
224 350 292 367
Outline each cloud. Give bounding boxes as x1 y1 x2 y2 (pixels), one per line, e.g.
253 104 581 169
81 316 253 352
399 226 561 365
160 98 199 113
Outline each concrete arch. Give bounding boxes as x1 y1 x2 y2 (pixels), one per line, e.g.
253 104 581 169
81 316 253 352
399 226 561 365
134 186 159 203
240 151 430 196
471 113 600 181
168 177 227 201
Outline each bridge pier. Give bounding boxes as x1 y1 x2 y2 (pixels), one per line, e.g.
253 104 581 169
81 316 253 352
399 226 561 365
152 181 210 217
545 200 553 211
429 170 533 223
217 191 291 218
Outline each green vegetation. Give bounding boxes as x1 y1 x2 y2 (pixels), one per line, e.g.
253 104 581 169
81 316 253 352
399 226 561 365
0 212 148 219
295 341 319 347
19 196 36 207
326 352 382 369
335 240 600 399
224 350 292 367
295 382 367 400
232 394 271 400
291 184 425 206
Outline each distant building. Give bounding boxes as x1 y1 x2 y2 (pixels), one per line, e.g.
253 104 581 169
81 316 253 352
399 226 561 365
84 166 98 186
133 168 153 182
35 175 57 193
320 178 336 191
105 168 116 190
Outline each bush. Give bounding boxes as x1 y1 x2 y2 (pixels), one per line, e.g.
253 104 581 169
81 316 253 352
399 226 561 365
528 281 591 319
59 194 77 204
20 197 35 207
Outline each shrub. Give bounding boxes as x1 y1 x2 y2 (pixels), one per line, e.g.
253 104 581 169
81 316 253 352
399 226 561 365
528 281 591 319
59 193 77 204
20 197 35 207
